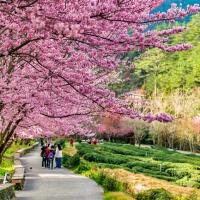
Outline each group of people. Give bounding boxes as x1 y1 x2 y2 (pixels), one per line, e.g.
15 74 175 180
40 143 63 170
83 138 103 145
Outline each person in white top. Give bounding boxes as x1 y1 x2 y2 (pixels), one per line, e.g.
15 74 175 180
55 144 63 168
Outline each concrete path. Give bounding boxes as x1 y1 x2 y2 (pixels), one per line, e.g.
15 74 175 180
16 148 103 200
167 148 200 156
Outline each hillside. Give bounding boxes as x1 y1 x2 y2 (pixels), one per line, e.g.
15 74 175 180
110 13 200 96
135 14 200 94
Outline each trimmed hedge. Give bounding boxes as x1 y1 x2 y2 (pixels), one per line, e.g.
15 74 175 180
76 143 200 188
83 152 129 165
104 192 134 200
63 143 200 200
63 154 80 168
90 171 124 192
136 188 175 200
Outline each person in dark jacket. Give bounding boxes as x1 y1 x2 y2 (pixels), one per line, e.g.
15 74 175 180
41 145 47 168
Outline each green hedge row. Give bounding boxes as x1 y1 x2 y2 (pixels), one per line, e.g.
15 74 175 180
63 146 200 200
62 154 80 169
76 143 200 188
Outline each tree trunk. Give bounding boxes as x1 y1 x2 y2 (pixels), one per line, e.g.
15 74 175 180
0 153 3 165
129 133 135 145
0 118 23 164
171 136 174 149
0 138 14 165
108 135 111 142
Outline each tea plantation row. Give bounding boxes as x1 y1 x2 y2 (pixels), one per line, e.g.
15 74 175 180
76 143 200 188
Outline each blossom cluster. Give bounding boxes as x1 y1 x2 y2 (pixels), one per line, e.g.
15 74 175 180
0 0 199 138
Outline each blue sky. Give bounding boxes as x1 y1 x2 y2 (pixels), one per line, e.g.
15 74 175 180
155 0 200 22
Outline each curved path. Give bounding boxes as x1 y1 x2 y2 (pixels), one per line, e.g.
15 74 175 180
16 147 103 200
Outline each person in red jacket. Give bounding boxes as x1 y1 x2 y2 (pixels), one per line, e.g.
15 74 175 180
93 139 97 145
45 144 50 168
69 137 74 147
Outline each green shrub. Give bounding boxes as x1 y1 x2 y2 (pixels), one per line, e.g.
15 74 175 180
62 154 80 168
136 188 175 200
76 143 200 188
186 180 200 189
62 154 71 168
184 193 199 200
195 176 200 183
124 161 161 171
166 168 191 179
104 192 134 200
97 163 126 170
76 144 96 156
90 171 124 192
103 176 123 192
70 154 80 168
74 161 91 174
176 176 200 188
83 152 128 165
101 146 146 157
90 171 106 185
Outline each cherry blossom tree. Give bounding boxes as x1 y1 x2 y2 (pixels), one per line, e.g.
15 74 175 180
0 0 199 160
98 113 126 140
98 113 149 145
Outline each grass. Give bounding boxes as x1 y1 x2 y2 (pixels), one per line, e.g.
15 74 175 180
0 140 35 176
76 143 200 188
4 140 35 158
0 159 14 176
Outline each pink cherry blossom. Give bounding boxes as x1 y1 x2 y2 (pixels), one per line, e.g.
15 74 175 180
0 0 199 144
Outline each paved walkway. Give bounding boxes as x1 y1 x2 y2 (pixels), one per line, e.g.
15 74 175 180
16 148 103 200
167 148 200 156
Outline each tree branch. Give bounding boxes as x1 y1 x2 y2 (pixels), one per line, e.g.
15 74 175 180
41 111 94 119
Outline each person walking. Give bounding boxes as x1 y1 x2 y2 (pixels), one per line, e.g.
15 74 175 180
69 137 74 147
45 144 50 168
55 144 62 168
41 145 47 168
48 145 55 170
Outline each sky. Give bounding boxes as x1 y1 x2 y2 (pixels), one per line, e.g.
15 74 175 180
155 0 200 22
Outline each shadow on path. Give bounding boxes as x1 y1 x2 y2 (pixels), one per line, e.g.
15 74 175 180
16 147 103 200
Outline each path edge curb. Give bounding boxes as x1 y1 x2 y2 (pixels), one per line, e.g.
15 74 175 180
12 142 39 190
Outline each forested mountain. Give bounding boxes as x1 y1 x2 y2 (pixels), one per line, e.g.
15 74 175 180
110 1 200 96
135 14 200 94
110 13 200 96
